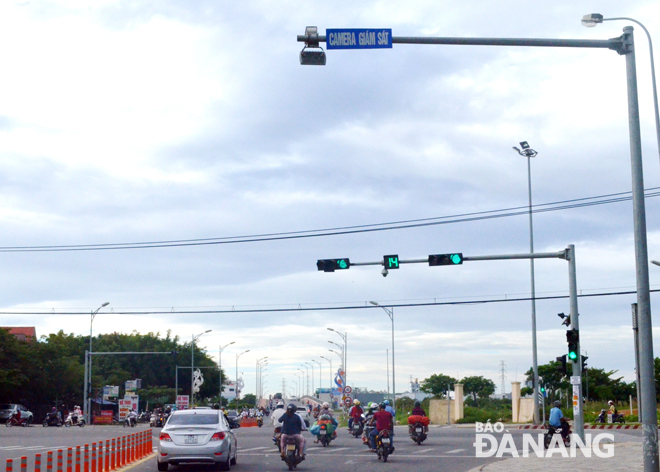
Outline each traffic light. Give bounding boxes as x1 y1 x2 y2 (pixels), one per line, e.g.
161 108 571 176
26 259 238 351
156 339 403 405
581 355 588 371
384 255 400 270
316 258 351 272
566 329 579 361
556 354 568 376
428 253 463 266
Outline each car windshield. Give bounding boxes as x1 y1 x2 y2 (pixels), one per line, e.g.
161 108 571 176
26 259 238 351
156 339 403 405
226 410 237 416
0 404 13 410
167 413 219 425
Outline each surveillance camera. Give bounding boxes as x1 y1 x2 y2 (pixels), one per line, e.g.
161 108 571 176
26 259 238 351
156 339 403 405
381 267 389 277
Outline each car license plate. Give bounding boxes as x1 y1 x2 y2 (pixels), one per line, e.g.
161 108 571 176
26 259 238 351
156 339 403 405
382 438 390 444
319 430 326 435
184 435 198 444
416 427 423 433
286 445 296 451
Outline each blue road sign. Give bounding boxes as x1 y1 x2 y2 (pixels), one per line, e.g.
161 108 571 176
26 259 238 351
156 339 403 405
326 29 392 50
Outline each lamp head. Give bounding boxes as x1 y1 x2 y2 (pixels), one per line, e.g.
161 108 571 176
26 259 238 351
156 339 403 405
519 141 530 150
581 13 604 27
101 302 110 307
369 301 379 306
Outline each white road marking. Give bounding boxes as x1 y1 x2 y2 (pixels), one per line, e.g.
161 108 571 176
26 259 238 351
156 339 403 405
412 448 436 454
445 448 466 454
237 446 269 452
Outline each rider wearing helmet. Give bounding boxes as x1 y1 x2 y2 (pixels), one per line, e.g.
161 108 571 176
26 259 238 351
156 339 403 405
277 404 307 459
549 400 570 440
608 400 618 416
383 399 395 416
368 402 394 451
411 401 426 417
348 399 364 431
271 401 287 425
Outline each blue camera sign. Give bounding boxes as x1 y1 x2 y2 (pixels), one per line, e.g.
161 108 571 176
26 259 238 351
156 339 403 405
326 28 392 50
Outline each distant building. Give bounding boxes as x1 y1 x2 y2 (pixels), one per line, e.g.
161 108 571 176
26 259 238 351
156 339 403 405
2 327 36 341
222 381 237 401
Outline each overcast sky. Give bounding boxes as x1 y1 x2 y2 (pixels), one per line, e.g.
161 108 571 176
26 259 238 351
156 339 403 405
1 0 659 399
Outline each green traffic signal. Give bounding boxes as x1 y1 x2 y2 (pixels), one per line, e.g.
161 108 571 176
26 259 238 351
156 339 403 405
566 329 579 360
317 258 351 272
429 253 463 266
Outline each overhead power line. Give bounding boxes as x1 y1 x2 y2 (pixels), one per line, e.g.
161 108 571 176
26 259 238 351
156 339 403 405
0 187 658 253
2 288 658 315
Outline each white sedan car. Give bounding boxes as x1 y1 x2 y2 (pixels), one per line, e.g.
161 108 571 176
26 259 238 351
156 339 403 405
157 409 238 471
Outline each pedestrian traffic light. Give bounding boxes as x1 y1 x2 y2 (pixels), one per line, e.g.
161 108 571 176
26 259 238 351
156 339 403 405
384 255 400 270
566 329 579 361
428 253 463 266
556 354 568 376
316 258 351 272
581 355 588 371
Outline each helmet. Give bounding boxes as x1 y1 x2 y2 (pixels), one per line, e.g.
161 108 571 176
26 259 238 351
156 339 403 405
286 404 296 412
608 400 614 405
370 402 378 409
322 402 329 409
379 402 386 409
384 400 390 405
554 401 561 407
414 401 421 407
353 399 360 406
52 407 57 411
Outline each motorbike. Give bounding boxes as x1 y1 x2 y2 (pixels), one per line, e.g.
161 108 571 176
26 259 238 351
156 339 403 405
596 409 625 424
273 426 282 452
123 416 137 427
361 420 375 447
544 422 571 448
137 412 150 423
375 429 394 462
64 413 85 427
409 421 427 445
6 412 29 427
43 412 62 427
311 414 336 447
257 417 263 427
281 436 304 471
349 417 364 438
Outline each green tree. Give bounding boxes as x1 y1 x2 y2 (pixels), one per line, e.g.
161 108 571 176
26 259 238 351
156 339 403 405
524 360 570 401
461 376 496 402
420 374 457 397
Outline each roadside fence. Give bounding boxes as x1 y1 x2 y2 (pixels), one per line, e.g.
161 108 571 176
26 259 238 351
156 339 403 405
5 430 154 472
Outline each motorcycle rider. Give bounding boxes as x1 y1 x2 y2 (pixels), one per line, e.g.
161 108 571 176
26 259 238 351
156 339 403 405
271 401 286 426
549 400 570 441
348 399 364 431
128 408 138 426
277 404 307 459
369 403 394 451
411 401 426 416
384 399 395 416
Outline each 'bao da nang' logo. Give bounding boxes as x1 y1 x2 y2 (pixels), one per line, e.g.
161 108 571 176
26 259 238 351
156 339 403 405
473 422 614 458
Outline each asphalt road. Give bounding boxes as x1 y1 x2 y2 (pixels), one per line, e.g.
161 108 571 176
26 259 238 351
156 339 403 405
1 421 645 472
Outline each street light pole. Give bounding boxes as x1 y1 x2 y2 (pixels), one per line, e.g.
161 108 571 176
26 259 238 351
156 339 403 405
328 328 347 394
320 356 333 397
256 357 268 403
312 359 322 398
300 364 310 396
582 14 660 166
235 350 250 401
370 302 396 408
297 368 306 397
85 302 109 424
191 330 212 406
511 143 540 425
218 342 235 405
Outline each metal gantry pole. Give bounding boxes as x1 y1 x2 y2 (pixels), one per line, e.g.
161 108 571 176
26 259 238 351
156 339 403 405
526 152 540 425
623 26 659 472
567 245 584 440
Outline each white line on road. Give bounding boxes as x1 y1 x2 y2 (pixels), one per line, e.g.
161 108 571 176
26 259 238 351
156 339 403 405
412 448 436 454
237 446 269 452
445 448 466 454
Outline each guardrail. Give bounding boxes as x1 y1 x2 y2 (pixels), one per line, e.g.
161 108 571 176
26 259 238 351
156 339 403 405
5 430 154 472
